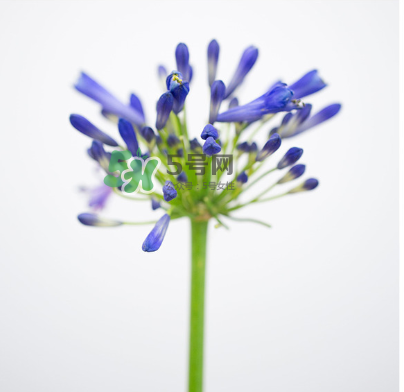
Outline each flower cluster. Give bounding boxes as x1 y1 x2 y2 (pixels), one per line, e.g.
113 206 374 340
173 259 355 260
71 40 341 252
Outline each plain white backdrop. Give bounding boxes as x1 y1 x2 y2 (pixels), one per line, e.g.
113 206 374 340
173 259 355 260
0 1 399 391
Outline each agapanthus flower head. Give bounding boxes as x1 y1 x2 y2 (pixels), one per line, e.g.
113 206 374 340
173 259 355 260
142 214 170 252
73 39 340 252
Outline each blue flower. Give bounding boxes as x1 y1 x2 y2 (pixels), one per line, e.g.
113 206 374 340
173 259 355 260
217 85 301 123
118 118 139 156
175 43 191 81
277 164 306 184
80 183 113 211
167 134 180 148
228 97 239 109
69 114 118 146
288 178 319 193
89 140 111 172
163 181 178 202
156 92 174 130
129 93 146 123
289 70 327 99
280 103 342 138
190 138 202 151
202 137 221 156
74 72 145 126
277 147 303 169
141 126 156 143
256 133 282 162
78 213 122 227
201 124 219 140
236 141 250 153
249 142 258 154
142 214 171 252
177 172 188 183
172 82 190 114
237 171 248 184
209 80 225 124
224 46 259 99
151 198 161 210
207 39 220 86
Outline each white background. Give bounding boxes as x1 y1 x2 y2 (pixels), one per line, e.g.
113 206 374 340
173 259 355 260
0 1 399 391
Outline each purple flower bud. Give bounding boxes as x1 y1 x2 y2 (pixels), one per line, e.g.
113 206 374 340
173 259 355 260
236 141 250 153
202 137 221 156
163 180 178 202
277 164 306 184
277 147 303 169
70 114 118 146
207 39 220 86
167 134 180 148
228 97 239 110
289 70 327 99
237 171 248 184
142 214 171 252
201 124 219 140
256 133 281 162
151 198 161 210
171 82 190 114
141 126 156 143
175 43 191 81
190 138 202 151
78 213 122 227
156 92 174 130
129 93 145 123
288 178 319 193
209 80 225 123
177 172 188 183
118 118 139 156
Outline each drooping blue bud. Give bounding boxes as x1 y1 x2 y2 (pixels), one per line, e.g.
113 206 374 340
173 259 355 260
171 82 190 114
202 136 221 156
209 80 225 124
277 164 306 184
129 93 145 123
177 172 188 183
175 43 191 81
163 180 178 202
142 214 171 252
190 138 202 151
237 171 248 184
288 178 319 193
167 134 180 148
256 133 281 162
201 124 219 140
207 39 220 86
118 118 139 156
236 141 250 153
228 97 239 109
151 198 161 210
156 92 174 130
78 213 122 227
69 114 119 147
141 126 155 143
277 147 303 169
289 70 327 99
224 46 259 98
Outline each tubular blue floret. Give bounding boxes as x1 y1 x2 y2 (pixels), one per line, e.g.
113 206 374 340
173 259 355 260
141 126 156 143
163 181 178 202
249 142 258 154
190 138 202 151
209 80 226 123
207 39 220 86
142 214 171 252
78 213 122 227
156 92 174 130
167 134 180 148
175 43 191 81
289 70 327 99
224 45 259 99
80 183 113 211
171 82 190 114
217 85 301 124
151 198 161 210
201 124 219 140
288 178 319 193
237 171 248 184
236 141 250 153
202 137 221 156
74 72 144 126
69 114 119 146
118 118 139 156
277 147 304 169
129 93 145 123
177 172 188 183
256 133 282 162
277 164 306 184
90 140 111 172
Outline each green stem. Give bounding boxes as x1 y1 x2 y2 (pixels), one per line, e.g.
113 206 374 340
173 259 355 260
189 219 209 392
